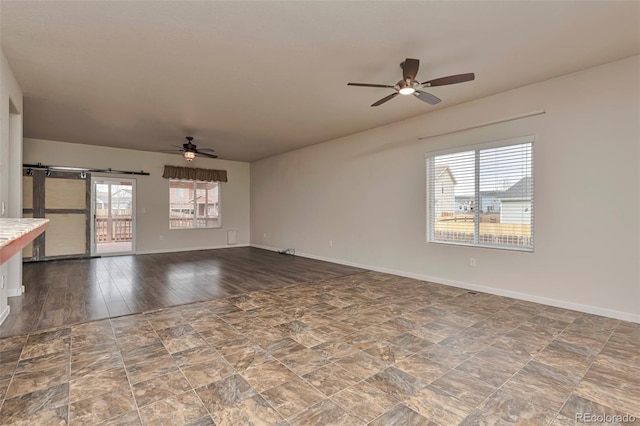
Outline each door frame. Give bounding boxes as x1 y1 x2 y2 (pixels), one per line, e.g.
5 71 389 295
90 176 136 256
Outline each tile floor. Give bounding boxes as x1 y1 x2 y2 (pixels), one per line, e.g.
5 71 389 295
0 271 638 425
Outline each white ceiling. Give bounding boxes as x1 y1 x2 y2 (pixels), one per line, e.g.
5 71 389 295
1 1 638 162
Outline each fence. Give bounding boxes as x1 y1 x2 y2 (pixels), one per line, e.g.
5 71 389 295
434 230 533 247
96 218 132 242
169 217 219 229
435 221 530 236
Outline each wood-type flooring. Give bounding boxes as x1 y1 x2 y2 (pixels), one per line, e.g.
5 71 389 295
1 247 363 337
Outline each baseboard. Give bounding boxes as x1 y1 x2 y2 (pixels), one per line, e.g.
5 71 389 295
250 244 640 324
250 244 280 252
135 243 250 255
7 285 24 297
0 306 10 326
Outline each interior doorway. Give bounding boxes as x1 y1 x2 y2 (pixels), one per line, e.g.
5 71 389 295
91 178 135 255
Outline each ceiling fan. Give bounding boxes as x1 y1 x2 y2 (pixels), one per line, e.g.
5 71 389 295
348 58 475 107
160 137 218 161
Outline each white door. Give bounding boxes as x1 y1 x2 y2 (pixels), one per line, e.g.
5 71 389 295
91 177 136 255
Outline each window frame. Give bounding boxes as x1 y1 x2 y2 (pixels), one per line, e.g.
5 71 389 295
168 179 221 230
425 135 534 252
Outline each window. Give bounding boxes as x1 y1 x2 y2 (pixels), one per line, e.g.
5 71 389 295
426 136 533 251
169 180 220 229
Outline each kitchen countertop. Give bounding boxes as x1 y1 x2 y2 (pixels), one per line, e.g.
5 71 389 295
0 218 49 265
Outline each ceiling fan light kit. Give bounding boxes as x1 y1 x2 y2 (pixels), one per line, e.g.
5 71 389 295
348 58 475 107
398 88 414 95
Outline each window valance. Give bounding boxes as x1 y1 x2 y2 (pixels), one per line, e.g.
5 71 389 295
162 165 228 182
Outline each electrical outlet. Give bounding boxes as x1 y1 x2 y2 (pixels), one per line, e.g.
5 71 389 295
1 275 5 289
470 257 476 267
159 235 164 241
263 233 267 239
329 240 333 247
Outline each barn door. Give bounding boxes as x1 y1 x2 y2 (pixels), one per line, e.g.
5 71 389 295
22 169 91 260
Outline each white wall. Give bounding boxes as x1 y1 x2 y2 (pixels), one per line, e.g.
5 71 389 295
23 139 250 254
0 50 24 322
251 56 640 322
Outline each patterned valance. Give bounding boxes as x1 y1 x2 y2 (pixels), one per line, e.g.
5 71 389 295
162 165 228 182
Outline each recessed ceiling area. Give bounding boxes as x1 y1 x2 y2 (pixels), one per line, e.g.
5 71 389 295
1 1 638 162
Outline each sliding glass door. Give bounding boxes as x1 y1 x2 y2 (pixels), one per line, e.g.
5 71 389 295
91 178 135 255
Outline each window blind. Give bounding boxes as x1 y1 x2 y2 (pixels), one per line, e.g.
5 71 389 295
426 137 534 251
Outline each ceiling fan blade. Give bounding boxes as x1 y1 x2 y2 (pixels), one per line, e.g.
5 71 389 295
348 83 395 89
197 148 216 152
402 58 419 82
422 73 475 87
197 151 218 159
371 92 399 107
170 145 184 149
414 90 441 105
157 149 183 153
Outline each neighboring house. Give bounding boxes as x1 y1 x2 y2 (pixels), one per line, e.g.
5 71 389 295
457 192 502 213
479 190 502 213
434 166 456 218
195 193 219 217
455 196 475 213
170 186 219 218
96 187 132 215
169 187 195 215
499 177 533 224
